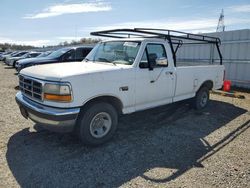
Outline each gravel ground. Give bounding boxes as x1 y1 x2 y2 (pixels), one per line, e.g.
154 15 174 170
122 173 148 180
0 62 249 188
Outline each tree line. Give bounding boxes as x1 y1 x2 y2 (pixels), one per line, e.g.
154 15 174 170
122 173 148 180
0 43 36 51
0 38 101 51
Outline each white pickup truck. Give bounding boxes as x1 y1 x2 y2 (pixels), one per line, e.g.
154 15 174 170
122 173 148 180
16 28 224 145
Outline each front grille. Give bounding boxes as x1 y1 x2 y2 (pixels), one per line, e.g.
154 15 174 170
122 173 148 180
19 75 43 101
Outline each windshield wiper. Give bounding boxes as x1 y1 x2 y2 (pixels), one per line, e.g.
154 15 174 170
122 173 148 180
97 58 117 66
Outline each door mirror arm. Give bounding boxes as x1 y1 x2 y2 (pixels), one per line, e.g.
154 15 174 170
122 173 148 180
148 61 154 71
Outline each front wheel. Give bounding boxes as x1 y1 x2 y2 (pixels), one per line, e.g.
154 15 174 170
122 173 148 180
13 61 17 68
193 87 210 110
76 102 118 146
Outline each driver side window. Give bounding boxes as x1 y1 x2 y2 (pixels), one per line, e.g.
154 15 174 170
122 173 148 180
139 44 168 68
63 50 75 61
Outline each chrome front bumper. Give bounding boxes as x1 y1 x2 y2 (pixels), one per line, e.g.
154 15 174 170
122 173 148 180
15 92 80 132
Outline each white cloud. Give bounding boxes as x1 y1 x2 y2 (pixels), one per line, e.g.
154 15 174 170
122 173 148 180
226 18 250 25
17 40 52 47
228 4 250 13
0 37 52 47
84 17 250 35
57 36 83 41
23 1 112 19
84 19 219 34
2 16 250 47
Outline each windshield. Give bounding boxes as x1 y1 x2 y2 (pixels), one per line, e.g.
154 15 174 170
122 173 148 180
47 48 71 59
13 52 27 57
85 41 141 65
21 53 30 58
37 51 51 57
10 52 20 56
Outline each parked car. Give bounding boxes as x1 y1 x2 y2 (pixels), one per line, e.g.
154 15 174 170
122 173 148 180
5 51 28 65
16 46 93 72
15 28 224 146
6 52 42 67
0 51 16 61
15 51 52 70
0 51 10 59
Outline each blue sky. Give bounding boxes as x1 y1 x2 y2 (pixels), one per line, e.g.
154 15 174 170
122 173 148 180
0 0 250 46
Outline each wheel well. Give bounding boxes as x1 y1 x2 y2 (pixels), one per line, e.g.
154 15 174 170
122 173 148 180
82 96 123 115
200 80 213 90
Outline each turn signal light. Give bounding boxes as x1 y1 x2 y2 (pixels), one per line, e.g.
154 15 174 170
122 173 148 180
44 93 72 102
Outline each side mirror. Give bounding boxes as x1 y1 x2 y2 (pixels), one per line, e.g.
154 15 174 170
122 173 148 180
156 57 168 66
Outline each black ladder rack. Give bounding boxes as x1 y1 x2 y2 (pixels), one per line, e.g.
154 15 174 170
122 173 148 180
90 28 222 65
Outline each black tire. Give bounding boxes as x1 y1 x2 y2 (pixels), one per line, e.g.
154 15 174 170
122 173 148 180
76 102 118 146
13 61 17 68
193 87 210 110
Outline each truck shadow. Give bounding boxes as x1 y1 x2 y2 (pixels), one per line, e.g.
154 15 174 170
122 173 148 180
6 100 249 187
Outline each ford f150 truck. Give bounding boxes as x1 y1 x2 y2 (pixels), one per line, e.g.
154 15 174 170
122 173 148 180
16 28 224 145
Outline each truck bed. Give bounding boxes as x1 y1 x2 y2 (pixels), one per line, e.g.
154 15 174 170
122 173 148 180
173 64 224 102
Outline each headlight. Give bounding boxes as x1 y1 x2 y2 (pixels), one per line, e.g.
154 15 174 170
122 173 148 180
44 83 72 102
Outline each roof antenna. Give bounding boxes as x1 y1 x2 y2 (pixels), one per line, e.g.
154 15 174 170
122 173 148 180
216 9 225 32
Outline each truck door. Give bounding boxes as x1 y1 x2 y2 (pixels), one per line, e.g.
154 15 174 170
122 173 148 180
135 43 175 110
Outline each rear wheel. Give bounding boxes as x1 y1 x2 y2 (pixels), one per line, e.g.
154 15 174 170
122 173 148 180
193 87 209 110
76 102 118 146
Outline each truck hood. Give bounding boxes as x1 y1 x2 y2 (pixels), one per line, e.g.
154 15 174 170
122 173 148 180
20 61 127 81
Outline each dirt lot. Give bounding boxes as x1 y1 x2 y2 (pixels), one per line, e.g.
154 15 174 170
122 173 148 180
0 62 249 188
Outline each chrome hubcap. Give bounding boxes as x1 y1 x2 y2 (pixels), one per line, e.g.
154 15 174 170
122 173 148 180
90 112 112 138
